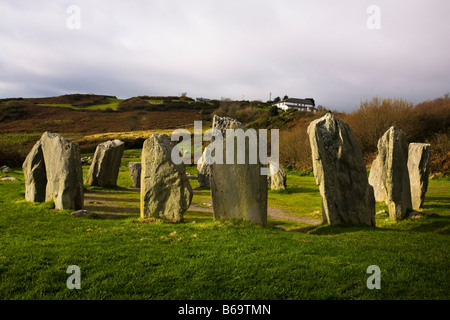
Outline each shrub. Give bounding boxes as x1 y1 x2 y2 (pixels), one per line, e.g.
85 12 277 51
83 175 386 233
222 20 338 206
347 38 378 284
213 100 268 124
0 100 27 122
343 97 417 153
279 122 313 172
428 132 450 175
413 93 450 141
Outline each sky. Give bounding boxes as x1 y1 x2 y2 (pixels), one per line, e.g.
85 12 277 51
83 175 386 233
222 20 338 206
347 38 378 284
1 0 449 112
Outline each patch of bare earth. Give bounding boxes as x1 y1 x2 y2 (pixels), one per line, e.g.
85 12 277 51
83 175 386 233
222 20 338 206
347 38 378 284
189 200 322 226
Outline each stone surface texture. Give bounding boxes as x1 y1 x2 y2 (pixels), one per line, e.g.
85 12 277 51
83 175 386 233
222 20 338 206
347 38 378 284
140 133 193 223
369 126 412 220
269 161 287 190
408 143 431 210
210 127 268 227
40 132 84 210
85 140 124 187
22 140 47 202
128 162 142 188
307 113 375 226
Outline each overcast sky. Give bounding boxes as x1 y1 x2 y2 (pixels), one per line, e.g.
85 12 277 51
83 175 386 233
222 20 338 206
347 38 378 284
1 0 449 111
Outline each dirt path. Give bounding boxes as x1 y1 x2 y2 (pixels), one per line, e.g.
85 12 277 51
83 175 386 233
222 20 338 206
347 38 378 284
82 188 322 226
189 201 322 226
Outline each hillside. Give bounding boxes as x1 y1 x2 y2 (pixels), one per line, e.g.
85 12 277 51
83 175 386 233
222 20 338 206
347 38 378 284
0 93 449 176
0 94 221 166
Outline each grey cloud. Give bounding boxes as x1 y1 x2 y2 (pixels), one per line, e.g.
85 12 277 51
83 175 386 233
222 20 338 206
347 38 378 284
0 0 449 111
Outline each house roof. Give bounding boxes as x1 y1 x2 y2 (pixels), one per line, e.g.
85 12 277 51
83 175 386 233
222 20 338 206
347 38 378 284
282 98 314 105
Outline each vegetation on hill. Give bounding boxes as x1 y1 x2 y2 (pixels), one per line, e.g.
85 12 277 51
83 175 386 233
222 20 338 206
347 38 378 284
0 93 448 176
279 94 450 175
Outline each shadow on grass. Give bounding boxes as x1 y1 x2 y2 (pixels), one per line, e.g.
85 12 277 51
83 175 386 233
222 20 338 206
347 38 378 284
84 196 140 204
84 212 138 220
84 185 139 193
422 202 450 211
406 215 450 235
276 185 319 195
193 187 211 195
286 224 379 235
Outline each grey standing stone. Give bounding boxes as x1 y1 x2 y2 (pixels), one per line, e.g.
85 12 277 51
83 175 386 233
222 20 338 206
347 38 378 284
140 134 193 223
85 140 124 187
0 176 20 181
210 129 268 227
197 116 244 189
128 162 141 188
269 161 286 190
212 115 244 135
22 140 47 202
307 113 375 226
1 165 13 173
369 126 412 220
408 143 431 210
197 146 212 188
40 132 84 210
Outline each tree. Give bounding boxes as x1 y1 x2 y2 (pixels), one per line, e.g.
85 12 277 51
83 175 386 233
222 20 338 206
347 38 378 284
273 96 281 103
269 106 279 117
305 98 315 106
283 95 289 100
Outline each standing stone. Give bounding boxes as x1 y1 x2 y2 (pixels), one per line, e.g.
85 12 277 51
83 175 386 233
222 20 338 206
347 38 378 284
307 113 375 227
22 140 47 202
197 146 212 188
85 140 124 187
40 132 84 210
408 143 431 210
210 128 268 227
212 115 243 135
369 126 412 220
269 161 286 190
129 162 141 188
0 165 13 173
140 134 193 223
196 116 244 189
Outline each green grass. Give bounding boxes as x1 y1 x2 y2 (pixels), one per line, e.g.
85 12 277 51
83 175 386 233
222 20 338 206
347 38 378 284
86 98 123 111
37 98 123 111
37 103 76 109
268 173 322 220
0 151 449 300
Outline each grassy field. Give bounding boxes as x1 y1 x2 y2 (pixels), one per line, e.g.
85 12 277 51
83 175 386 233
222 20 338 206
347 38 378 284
0 149 448 300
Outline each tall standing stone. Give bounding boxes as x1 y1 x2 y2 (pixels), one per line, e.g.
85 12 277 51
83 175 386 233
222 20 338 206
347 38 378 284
40 132 84 210
269 161 286 190
408 143 431 210
369 126 412 220
210 128 268 227
196 115 244 189
307 113 375 226
128 162 141 188
140 134 193 223
22 140 47 202
85 140 124 187
197 146 212 188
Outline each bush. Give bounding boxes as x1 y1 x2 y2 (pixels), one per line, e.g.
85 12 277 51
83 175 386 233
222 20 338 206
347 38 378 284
213 100 269 124
428 132 450 175
343 97 417 153
279 123 313 172
0 100 28 122
413 93 450 141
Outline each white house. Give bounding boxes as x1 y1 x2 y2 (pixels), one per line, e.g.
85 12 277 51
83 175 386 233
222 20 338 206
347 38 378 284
274 98 316 112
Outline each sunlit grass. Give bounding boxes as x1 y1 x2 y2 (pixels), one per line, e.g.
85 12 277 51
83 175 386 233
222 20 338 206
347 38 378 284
0 150 448 300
